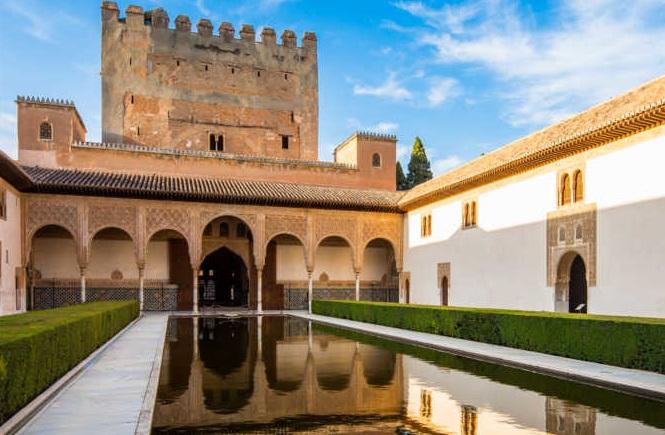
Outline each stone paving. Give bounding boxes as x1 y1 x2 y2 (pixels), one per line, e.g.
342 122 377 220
19 313 169 435
294 312 665 400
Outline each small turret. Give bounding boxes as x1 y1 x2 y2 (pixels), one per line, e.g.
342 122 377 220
281 30 296 48
261 27 276 46
125 5 144 30
240 24 255 43
219 22 235 42
197 19 213 37
151 8 169 29
175 15 191 32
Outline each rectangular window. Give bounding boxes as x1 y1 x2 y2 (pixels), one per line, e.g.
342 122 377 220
462 201 478 228
281 135 289 150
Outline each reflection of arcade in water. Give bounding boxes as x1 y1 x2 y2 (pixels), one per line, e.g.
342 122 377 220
152 317 665 434
152 316 404 432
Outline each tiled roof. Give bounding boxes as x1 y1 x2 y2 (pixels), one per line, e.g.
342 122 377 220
73 142 357 170
0 151 32 190
23 166 403 212
400 74 665 210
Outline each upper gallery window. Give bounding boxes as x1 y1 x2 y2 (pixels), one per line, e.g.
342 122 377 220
559 169 584 206
420 214 432 238
560 173 572 206
39 122 52 141
0 190 6 220
462 201 477 228
372 153 381 168
573 170 584 203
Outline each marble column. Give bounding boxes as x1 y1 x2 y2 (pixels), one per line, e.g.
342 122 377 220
257 267 263 313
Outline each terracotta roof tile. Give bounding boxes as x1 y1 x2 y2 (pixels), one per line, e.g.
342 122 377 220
22 166 403 212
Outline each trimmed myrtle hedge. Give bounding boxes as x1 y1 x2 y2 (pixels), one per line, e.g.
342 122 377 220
0 301 139 423
312 300 665 374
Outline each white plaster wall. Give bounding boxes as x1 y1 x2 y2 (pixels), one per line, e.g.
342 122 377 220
404 172 554 310
404 127 665 317
586 132 665 317
33 238 169 281
0 185 23 315
276 245 391 281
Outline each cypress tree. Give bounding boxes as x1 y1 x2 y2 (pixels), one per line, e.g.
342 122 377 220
406 136 433 188
396 161 408 190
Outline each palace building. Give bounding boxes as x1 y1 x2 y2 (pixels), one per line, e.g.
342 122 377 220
1 2 665 318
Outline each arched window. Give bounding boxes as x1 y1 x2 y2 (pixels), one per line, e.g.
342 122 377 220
573 170 584 202
219 222 229 237
463 203 470 227
558 227 566 244
39 122 52 141
575 224 583 241
471 201 477 226
372 153 381 168
560 174 571 205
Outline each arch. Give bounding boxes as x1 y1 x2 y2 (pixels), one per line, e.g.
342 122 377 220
560 173 572 205
314 235 355 276
371 152 381 168
30 225 80 309
199 246 249 308
89 225 136 246
441 276 449 306
573 170 584 203
360 344 396 387
146 228 192 310
554 251 588 313
263 233 308 310
88 227 138 286
569 255 587 313
360 238 398 302
39 121 53 140
264 231 307 256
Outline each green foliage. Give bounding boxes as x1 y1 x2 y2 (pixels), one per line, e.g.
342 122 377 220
312 300 665 374
0 301 139 423
396 161 408 190
405 136 433 188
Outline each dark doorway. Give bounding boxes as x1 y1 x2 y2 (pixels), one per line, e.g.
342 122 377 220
199 248 249 307
441 276 449 306
568 255 587 313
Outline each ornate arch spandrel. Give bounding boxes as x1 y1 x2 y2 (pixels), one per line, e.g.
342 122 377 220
87 205 137 242
26 200 79 245
198 209 258 239
358 217 402 271
264 214 308 266
143 207 194 264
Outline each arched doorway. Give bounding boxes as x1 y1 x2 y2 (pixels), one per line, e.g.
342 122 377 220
441 276 449 306
199 247 249 307
569 255 587 313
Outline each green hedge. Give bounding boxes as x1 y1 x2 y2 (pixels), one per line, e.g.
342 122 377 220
0 301 139 423
312 300 665 373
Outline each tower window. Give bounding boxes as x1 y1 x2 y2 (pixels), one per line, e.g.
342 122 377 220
372 153 381 168
257 70 261 77
209 133 224 151
39 122 52 141
290 112 295 123
281 135 289 150
284 73 288 80
236 223 248 238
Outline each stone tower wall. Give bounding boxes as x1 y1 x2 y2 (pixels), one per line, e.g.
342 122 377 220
100 2 318 160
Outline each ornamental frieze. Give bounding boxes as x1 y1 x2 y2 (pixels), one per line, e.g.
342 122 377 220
265 214 307 244
88 205 137 240
145 207 192 241
314 215 357 247
26 200 79 240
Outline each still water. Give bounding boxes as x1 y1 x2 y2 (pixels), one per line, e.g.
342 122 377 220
151 316 665 434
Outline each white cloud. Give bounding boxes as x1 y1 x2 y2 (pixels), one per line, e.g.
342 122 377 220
397 145 409 161
353 72 413 101
0 112 17 158
432 154 464 175
427 77 459 106
397 0 665 126
195 0 211 16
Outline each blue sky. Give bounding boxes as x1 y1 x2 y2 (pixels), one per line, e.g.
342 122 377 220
2 0 665 174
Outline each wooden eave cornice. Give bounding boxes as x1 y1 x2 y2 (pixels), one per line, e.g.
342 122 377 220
399 99 665 211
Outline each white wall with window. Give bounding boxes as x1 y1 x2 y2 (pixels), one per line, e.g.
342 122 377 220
0 180 23 315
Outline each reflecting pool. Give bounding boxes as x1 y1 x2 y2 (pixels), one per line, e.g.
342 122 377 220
151 316 665 434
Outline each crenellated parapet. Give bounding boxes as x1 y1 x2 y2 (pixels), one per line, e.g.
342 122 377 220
101 2 316 51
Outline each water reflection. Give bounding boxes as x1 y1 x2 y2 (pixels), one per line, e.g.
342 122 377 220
152 317 665 434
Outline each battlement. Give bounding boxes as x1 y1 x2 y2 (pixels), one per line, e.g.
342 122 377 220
16 95 76 108
355 131 398 142
101 2 316 51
